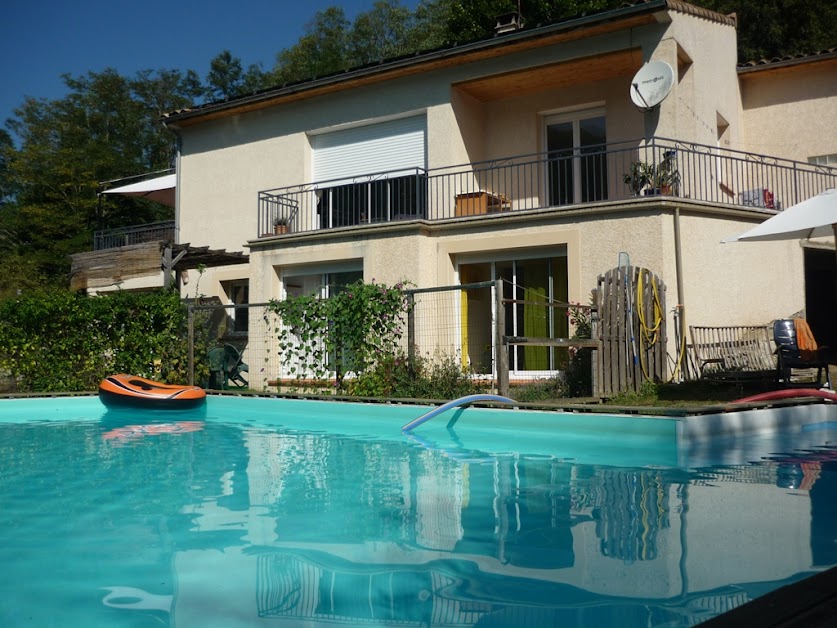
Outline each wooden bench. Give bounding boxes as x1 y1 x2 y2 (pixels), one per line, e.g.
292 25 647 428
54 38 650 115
689 325 776 382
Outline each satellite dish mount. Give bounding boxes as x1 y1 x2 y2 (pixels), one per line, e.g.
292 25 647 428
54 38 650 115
630 61 674 111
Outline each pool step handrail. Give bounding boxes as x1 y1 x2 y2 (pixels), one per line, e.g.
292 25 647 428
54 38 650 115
401 394 515 432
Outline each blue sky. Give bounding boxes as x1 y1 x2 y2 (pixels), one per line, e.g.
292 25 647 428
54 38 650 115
1 0 420 132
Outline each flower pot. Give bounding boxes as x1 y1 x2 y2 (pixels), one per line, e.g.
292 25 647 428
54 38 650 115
274 224 288 235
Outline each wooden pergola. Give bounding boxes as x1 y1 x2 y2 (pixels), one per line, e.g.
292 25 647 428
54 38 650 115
70 241 248 292
162 243 249 290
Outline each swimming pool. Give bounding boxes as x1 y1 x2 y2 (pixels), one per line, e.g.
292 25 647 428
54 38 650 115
1 395 836 627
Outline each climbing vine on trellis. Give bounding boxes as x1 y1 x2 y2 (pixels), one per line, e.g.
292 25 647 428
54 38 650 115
266 280 412 392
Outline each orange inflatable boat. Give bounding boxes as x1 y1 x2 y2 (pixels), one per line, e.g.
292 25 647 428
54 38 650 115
99 374 206 409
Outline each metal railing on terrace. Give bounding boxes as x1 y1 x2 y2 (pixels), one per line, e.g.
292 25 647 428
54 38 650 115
257 137 836 237
93 220 175 251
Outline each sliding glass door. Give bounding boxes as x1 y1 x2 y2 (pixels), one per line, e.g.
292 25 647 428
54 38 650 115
460 256 568 375
546 109 608 206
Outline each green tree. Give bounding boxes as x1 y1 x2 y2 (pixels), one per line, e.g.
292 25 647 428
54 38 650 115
693 0 837 61
2 68 201 285
207 50 244 100
414 0 620 46
268 1 624 84
272 7 352 84
349 0 418 65
205 50 268 100
0 129 13 206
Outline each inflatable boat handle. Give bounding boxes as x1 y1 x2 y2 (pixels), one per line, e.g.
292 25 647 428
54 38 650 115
401 394 515 433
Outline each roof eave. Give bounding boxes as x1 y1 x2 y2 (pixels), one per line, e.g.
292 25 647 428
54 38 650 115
163 0 675 129
737 49 837 76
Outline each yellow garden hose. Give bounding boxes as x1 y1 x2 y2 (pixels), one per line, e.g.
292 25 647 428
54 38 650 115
636 269 687 383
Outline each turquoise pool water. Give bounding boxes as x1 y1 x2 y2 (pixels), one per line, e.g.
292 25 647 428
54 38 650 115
1 395 836 627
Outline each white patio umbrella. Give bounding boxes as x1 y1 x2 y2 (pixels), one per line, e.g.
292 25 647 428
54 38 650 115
725 188 837 305
101 173 176 207
725 188 837 263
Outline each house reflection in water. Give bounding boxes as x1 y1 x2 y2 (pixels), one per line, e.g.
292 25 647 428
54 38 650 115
163 428 830 626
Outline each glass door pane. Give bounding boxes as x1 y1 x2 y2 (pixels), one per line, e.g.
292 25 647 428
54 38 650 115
518 258 550 371
546 113 607 205
547 122 574 206
579 116 608 203
496 261 517 371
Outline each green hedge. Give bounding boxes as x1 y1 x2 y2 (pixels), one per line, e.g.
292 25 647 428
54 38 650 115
0 290 190 392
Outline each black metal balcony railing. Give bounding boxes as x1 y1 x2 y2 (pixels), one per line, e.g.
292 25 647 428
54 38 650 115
258 137 836 237
93 220 176 251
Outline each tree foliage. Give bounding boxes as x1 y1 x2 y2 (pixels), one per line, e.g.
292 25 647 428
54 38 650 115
0 129 13 206
272 7 353 84
2 68 202 285
205 50 269 100
419 0 621 45
0 289 191 392
694 0 837 61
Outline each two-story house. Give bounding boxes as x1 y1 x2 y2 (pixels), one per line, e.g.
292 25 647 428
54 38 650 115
161 0 836 382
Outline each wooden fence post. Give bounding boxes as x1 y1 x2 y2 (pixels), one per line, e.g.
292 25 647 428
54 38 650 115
407 292 416 377
187 306 195 386
591 289 600 398
495 278 509 397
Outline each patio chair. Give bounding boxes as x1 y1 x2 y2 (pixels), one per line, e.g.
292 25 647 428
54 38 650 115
773 319 832 389
208 344 249 389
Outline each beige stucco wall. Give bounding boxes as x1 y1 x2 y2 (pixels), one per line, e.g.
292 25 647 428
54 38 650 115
675 210 806 326
248 228 438 303
175 17 699 305
739 61 837 163
650 13 741 148
247 203 806 368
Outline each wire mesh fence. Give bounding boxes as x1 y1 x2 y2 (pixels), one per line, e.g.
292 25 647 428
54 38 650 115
186 276 611 398
187 281 499 392
406 282 496 376
187 301 278 392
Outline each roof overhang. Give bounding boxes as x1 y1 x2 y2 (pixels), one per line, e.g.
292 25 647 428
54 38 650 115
737 49 837 78
164 0 713 129
455 48 643 102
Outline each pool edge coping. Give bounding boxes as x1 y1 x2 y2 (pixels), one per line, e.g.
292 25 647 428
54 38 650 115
0 389 833 420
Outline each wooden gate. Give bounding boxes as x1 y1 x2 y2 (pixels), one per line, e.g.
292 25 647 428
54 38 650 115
594 266 667 397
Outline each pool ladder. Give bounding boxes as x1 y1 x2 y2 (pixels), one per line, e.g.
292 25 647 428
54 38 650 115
401 394 515 432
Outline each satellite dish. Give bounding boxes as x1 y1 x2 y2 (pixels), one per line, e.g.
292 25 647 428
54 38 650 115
630 61 674 110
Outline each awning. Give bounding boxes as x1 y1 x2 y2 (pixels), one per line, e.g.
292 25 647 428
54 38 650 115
102 173 177 207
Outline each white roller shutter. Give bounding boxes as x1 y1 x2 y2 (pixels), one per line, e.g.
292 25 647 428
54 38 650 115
312 115 426 185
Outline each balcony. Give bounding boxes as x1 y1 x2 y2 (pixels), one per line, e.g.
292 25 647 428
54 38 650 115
93 220 176 251
257 137 836 237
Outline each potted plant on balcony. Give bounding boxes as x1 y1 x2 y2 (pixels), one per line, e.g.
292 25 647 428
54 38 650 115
273 216 291 235
623 161 652 196
646 150 680 196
